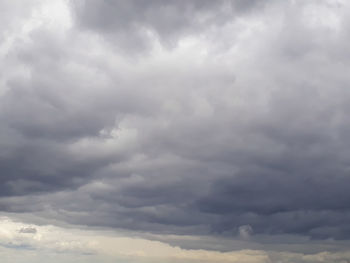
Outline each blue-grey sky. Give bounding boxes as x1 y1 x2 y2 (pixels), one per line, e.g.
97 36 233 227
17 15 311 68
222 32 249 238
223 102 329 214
1 0 350 262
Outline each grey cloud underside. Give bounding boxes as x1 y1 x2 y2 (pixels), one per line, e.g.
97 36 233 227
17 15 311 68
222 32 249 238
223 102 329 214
71 0 267 51
1 0 350 245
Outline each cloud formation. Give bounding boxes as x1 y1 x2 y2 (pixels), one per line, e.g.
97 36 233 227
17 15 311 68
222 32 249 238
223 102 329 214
18 227 37 234
1 1 350 261
71 0 267 52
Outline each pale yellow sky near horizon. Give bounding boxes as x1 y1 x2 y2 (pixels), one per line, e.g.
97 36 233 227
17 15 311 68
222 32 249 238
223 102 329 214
1 215 350 263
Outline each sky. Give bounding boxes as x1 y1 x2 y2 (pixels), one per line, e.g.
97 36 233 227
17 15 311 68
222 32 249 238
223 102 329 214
1 0 350 262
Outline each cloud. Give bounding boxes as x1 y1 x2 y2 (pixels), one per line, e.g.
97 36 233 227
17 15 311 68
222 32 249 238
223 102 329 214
69 0 269 52
0 217 272 263
1 1 350 258
3 216 350 263
239 225 254 240
18 227 37 234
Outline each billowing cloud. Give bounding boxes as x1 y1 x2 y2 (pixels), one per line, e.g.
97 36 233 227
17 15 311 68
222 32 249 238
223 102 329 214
1 0 350 262
70 0 269 52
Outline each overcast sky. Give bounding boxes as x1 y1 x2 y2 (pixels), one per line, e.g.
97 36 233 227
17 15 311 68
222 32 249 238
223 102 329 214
1 0 350 262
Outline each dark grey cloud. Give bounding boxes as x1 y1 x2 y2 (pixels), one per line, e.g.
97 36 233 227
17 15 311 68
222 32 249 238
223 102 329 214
70 0 270 52
1 0 350 254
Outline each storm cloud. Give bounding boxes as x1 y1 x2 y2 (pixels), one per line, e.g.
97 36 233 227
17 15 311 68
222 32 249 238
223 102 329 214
1 1 350 261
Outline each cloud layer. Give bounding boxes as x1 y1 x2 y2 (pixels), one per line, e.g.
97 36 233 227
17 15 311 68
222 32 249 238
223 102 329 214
1 1 350 261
